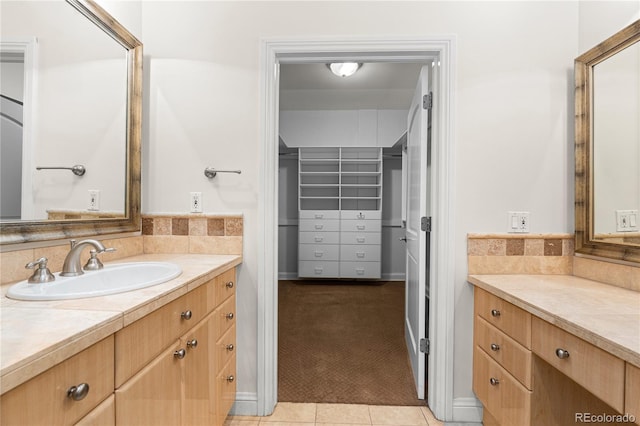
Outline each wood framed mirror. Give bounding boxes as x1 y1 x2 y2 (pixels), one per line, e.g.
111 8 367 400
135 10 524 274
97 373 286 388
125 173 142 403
575 19 640 263
0 0 141 246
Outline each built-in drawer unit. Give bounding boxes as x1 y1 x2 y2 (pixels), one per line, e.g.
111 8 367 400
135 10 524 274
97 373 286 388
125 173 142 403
531 316 625 412
473 345 532 426
299 244 340 261
475 287 531 348
340 261 381 279
626 363 640 425
1 336 115 426
299 232 340 245
299 261 339 277
474 315 532 389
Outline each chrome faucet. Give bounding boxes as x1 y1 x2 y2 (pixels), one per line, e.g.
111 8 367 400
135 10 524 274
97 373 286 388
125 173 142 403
61 239 112 277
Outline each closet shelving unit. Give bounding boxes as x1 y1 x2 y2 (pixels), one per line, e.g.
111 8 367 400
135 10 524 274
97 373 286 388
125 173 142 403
298 147 383 279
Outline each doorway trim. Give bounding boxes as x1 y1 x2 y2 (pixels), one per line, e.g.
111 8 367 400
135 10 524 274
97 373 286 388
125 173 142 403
257 36 457 421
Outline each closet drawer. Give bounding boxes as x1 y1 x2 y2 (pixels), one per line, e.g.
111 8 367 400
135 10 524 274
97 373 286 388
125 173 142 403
299 244 340 261
340 245 380 262
340 232 381 245
299 261 339 278
340 210 381 220
473 345 531 426
340 261 380 279
299 231 340 245
341 220 381 233
531 317 625 413
474 287 531 348
474 316 532 389
299 219 339 232
299 210 340 220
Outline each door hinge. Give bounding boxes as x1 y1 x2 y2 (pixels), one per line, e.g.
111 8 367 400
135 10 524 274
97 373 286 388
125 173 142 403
422 92 433 110
420 338 430 354
421 216 432 232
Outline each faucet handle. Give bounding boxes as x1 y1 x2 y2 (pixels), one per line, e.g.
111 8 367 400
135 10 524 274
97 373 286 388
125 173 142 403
25 257 56 283
83 248 116 271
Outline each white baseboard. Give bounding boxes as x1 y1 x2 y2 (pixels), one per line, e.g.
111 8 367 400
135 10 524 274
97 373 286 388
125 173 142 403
381 272 406 281
450 397 483 424
229 392 259 416
278 272 299 280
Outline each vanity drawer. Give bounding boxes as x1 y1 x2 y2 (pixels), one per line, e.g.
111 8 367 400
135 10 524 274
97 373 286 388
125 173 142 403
299 244 340 261
299 231 340 245
474 316 532 389
299 261 339 277
531 317 625 413
214 268 236 307
473 345 531 426
75 394 115 426
340 232 381 245
626 363 640 425
216 325 236 371
214 295 236 338
115 283 209 387
474 287 531 348
216 354 236 426
1 336 115 426
340 245 380 262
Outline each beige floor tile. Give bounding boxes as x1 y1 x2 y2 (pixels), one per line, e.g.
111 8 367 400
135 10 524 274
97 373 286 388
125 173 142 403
369 405 427 425
228 415 263 420
419 407 444 426
260 402 317 423
317 424 372 426
258 423 314 426
316 404 371 424
224 420 260 426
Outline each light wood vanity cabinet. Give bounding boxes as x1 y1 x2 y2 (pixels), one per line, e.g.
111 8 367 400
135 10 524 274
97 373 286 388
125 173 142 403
473 285 640 425
115 267 237 426
0 336 115 426
75 394 115 426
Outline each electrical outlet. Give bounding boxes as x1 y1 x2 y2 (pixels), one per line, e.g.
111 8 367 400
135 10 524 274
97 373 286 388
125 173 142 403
508 211 530 233
88 190 100 211
190 192 202 213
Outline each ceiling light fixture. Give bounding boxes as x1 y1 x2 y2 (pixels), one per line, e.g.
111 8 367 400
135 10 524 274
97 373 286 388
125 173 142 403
327 62 362 77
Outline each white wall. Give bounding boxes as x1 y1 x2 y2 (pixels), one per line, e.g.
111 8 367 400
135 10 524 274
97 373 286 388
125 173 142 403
138 1 638 420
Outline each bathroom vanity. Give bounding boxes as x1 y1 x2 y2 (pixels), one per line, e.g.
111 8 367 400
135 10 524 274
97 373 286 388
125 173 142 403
0 253 241 426
469 274 640 426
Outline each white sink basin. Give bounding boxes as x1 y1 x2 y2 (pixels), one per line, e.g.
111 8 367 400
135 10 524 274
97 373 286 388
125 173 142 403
7 262 182 301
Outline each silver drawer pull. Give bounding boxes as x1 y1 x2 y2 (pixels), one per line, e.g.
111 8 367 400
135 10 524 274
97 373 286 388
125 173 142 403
490 309 501 317
181 310 192 320
314 251 324 257
356 268 365 275
356 252 365 258
357 225 365 230
489 377 500 386
174 349 186 359
315 237 324 242
357 213 365 219
227 375 235 383
315 224 324 230
555 348 570 359
187 339 198 349
67 383 90 401
226 344 235 352
226 312 234 320
314 267 323 274
315 214 324 219
490 343 500 351
226 281 234 289
357 237 365 243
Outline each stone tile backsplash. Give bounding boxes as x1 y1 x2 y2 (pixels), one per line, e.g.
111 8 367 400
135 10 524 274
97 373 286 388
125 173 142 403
467 233 574 275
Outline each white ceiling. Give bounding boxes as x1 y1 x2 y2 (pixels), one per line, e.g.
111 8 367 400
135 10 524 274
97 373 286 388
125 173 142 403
279 62 425 111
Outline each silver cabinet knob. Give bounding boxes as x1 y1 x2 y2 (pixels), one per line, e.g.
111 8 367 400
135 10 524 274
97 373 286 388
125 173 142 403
67 383 90 401
187 339 198 349
174 349 186 359
490 343 500 351
490 309 501 317
181 310 192 320
489 377 500 386
555 348 570 359
226 312 234 320
227 375 235 383
226 281 234 289
226 344 235 352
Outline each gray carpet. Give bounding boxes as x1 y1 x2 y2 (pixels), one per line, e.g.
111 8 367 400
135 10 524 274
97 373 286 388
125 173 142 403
278 280 424 406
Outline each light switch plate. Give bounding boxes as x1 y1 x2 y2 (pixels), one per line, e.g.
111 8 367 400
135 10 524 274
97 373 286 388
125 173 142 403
508 211 530 233
616 209 639 232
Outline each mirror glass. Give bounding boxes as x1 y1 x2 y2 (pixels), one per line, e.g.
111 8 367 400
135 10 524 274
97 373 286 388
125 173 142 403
0 1 128 222
0 0 141 245
592 40 640 245
575 19 640 263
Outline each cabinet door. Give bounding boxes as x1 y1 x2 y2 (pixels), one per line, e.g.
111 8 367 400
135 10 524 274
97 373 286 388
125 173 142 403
182 314 217 426
115 341 182 426
75 394 115 426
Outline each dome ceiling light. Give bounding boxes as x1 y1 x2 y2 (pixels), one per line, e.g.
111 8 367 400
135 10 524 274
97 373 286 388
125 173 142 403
327 62 362 77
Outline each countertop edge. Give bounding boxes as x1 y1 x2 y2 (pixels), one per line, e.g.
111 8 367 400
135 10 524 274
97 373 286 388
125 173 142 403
468 274 640 368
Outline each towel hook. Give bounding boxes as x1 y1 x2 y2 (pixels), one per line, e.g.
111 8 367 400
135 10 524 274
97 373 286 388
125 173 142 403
204 168 241 179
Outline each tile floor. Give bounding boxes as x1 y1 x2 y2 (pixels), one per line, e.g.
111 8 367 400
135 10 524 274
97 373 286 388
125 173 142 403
225 402 444 426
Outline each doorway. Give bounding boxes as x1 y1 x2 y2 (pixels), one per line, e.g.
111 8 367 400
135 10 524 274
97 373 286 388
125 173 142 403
257 37 456 421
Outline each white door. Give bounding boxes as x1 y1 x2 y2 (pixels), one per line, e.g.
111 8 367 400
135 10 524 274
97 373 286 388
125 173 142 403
404 65 431 399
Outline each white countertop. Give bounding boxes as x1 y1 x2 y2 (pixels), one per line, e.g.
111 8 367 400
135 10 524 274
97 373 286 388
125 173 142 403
0 253 242 394
468 274 640 368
